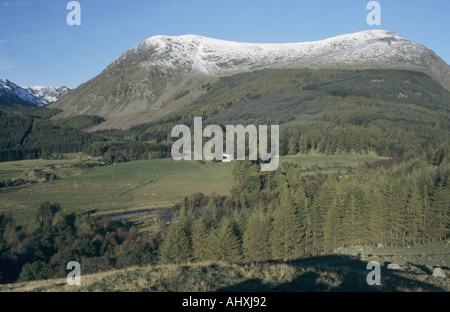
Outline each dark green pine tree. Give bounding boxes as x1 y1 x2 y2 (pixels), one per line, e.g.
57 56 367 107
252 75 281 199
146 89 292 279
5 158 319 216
191 216 211 262
243 211 271 262
405 181 425 245
270 189 303 261
202 199 219 229
323 197 339 252
343 187 362 246
210 217 242 262
366 185 386 245
323 183 346 251
287 136 299 155
0 214 18 249
430 181 450 241
383 179 407 245
291 187 310 257
353 183 371 244
422 184 436 243
159 220 192 264
310 181 336 255
231 210 247 244
304 212 313 257
159 207 192 264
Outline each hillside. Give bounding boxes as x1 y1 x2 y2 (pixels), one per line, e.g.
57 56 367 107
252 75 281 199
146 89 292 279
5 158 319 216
0 111 104 162
49 30 450 129
107 68 450 158
1 242 449 292
5 68 448 162
0 110 169 163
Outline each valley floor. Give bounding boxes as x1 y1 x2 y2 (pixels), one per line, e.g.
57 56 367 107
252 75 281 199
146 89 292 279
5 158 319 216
0 153 385 225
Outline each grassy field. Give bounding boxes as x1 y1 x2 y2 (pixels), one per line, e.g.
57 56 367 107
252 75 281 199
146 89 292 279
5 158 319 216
0 153 387 225
0 155 234 224
1 241 448 292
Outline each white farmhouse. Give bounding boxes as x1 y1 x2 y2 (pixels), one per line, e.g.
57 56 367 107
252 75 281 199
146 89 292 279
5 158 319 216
222 153 233 162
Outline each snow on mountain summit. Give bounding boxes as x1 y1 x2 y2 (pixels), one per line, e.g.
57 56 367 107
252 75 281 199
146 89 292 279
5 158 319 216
113 29 448 85
24 85 71 105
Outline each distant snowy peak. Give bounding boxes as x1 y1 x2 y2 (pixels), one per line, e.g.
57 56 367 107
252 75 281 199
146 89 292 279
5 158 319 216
0 78 39 104
113 29 449 86
0 78 70 106
25 86 71 105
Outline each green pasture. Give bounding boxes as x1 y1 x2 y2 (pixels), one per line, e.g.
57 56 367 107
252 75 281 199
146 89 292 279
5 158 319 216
0 157 233 224
0 152 387 224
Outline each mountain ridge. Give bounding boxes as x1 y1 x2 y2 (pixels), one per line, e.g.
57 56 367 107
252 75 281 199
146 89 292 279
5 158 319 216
133 30 449 78
49 29 450 130
0 78 70 112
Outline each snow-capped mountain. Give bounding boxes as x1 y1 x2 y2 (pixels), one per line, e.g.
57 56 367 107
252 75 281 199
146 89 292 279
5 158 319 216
121 29 449 81
24 85 71 105
0 78 39 105
51 29 450 128
0 78 70 111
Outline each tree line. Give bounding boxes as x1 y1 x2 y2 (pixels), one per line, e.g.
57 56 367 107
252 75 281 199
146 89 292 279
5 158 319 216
159 143 450 264
0 111 172 163
0 111 105 162
0 202 161 284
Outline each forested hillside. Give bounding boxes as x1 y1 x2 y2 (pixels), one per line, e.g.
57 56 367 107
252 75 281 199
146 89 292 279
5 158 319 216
159 143 450 264
50 115 106 130
0 111 171 162
0 111 105 162
3 68 450 162
110 68 450 158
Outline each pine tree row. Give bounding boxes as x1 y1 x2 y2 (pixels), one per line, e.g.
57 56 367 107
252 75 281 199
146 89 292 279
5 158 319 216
159 149 450 264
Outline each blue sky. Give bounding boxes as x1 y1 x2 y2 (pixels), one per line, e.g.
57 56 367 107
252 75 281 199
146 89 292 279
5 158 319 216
0 0 449 88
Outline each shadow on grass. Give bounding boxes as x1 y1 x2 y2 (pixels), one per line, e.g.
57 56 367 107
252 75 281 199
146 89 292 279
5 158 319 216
215 255 446 292
408 263 433 276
